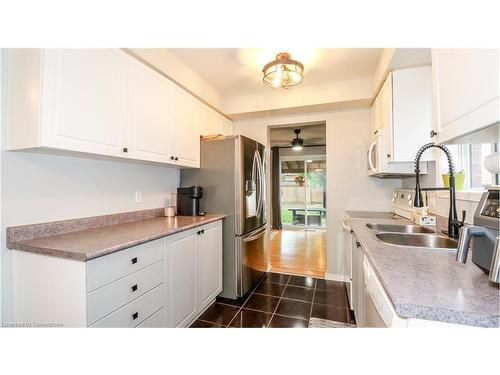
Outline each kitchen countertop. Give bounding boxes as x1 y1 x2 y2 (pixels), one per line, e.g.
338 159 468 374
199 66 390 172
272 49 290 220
345 210 499 327
7 214 226 262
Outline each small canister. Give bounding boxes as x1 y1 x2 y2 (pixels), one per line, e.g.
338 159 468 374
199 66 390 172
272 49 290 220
164 206 176 217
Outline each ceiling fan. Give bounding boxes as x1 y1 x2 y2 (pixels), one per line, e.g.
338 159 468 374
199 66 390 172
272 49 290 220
291 129 304 151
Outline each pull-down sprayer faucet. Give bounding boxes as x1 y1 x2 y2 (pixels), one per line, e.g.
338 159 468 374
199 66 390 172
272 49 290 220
414 143 464 239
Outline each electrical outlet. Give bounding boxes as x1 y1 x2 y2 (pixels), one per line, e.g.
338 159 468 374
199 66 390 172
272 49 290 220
135 191 143 204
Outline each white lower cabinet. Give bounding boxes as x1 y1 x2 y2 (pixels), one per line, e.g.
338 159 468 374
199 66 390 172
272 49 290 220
351 235 365 327
10 220 223 328
166 229 198 328
165 220 223 327
197 222 223 311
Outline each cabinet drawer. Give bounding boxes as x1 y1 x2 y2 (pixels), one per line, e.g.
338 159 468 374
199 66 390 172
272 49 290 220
90 284 164 327
87 260 164 325
137 307 165 328
86 238 164 291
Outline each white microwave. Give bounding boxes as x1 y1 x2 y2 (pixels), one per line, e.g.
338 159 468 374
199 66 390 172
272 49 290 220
366 130 427 178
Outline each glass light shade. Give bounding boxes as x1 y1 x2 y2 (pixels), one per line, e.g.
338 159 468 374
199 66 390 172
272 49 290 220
263 53 304 89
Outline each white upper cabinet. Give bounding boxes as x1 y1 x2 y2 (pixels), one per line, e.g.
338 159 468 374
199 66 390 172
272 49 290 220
200 106 220 136
7 49 129 157
431 49 499 144
370 66 433 163
5 49 218 168
200 105 233 137
172 86 201 167
127 58 176 164
219 116 233 136
391 66 433 161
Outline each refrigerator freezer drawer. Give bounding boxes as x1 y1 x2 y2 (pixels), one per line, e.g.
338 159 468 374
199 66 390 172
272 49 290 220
237 225 267 297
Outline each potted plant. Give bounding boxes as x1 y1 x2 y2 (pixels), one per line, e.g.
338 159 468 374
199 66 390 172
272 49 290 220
294 174 305 186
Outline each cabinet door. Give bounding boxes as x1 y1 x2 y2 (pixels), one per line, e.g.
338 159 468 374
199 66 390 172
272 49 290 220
166 230 198 327
128 59 175 164
200 106 220 136
392 66 433 162
432 49 499 143
197 222 223 311
41 49 128 157
219 116 233 136
172 87 201 167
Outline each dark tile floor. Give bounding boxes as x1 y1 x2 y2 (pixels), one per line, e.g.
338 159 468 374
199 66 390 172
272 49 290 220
190 272 356 328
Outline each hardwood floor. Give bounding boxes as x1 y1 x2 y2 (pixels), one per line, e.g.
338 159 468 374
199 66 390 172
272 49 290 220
269 229 326 277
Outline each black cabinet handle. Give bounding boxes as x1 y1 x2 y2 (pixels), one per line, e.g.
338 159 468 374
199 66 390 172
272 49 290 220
201 229 205 234
356 241 361 248
387 154 391 159
131 284 138 292
132 312 138 320
430 130 437 138
174 156 179 161
131 257 138 264
123 147 128 153
170 156 175 160
197 230 201 235
374 130 378 135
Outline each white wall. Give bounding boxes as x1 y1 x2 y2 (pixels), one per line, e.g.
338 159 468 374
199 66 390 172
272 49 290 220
0 52 180 321
234 108 401 279
225 77 373 118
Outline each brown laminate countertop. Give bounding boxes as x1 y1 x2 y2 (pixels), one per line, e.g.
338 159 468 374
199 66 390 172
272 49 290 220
345 210 499 327
8 215 226 262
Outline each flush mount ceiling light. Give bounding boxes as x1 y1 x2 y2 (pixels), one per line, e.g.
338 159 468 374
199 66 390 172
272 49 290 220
263 52 304 89
291 129 304 150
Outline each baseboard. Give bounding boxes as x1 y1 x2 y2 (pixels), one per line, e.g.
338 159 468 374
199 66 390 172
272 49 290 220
324 273 349 282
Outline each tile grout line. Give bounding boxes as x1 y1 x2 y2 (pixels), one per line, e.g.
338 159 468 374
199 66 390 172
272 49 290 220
308 278 318 324
267 275 291 327
225 275 266 328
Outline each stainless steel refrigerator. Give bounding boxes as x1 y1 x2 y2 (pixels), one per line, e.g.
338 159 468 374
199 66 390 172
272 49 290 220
181 135 267 299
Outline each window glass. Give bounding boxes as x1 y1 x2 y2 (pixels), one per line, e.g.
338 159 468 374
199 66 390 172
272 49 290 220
440 143 498 189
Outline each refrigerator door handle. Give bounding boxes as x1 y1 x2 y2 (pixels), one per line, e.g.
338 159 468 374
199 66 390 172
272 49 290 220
243 226 267 242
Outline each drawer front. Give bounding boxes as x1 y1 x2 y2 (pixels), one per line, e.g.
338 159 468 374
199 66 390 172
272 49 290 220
87 238 164 291
90 284 164 327
87 260 164 325
137 307 165 328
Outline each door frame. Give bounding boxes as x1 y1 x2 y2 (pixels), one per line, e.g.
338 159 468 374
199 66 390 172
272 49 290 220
279 154 327 229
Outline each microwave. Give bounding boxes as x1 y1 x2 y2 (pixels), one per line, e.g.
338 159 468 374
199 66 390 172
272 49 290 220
366 130 427 178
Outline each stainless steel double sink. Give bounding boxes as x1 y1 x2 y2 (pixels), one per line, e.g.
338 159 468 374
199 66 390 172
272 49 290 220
366 223 458 251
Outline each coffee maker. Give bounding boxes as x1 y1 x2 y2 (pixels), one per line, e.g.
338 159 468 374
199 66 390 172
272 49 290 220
177 186 204 216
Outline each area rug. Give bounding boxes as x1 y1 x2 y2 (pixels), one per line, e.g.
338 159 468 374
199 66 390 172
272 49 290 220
308 317 356 328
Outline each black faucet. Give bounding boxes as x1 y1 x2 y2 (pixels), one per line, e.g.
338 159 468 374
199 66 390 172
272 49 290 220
413 143 464 239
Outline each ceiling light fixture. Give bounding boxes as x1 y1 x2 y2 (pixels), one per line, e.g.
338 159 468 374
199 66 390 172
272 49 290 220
291 129 304 151
262 52 304 89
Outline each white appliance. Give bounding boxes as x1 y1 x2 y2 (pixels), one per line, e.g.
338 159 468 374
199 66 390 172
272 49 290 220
340 215 354 310
366 129 427 178
390 188 427 219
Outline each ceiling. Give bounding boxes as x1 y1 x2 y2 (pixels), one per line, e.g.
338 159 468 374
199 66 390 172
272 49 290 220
169 48 383 97
269 123 326 147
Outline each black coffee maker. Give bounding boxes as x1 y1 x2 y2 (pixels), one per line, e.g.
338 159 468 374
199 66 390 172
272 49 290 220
177 186 204 216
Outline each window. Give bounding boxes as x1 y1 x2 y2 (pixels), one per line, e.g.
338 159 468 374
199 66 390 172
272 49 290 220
439 142 499 190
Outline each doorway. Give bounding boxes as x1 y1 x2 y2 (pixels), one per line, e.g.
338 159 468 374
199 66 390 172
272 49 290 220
268 123 327 278
280 156 326 228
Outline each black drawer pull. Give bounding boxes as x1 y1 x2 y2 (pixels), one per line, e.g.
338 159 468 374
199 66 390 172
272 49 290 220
131 284 138 292
132 312 139 320
201 229 205 234
197 230 201 235
131 257 138 264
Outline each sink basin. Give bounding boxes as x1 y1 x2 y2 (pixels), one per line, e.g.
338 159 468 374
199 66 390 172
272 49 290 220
375 233 458 250
366 223 435 234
